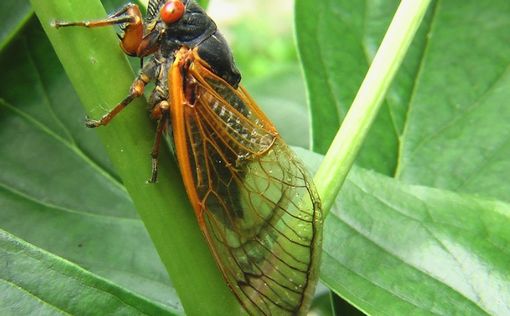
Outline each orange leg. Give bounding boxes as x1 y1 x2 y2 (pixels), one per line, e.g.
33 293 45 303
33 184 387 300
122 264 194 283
149 101 171 183
52 3 140 28
85 74 149 128
52 3 143 56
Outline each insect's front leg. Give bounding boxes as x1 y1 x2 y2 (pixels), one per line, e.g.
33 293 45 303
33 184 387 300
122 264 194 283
53 3 144 56
53 3 139 28
85 59 159 128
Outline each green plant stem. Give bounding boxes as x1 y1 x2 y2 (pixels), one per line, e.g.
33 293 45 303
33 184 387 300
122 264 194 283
29 1 242 315
314 0 432 215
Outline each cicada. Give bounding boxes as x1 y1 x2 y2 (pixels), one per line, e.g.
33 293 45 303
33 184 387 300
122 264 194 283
54 1 322 314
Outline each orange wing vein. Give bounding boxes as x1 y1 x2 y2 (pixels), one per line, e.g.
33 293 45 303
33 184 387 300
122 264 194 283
170 48 322 316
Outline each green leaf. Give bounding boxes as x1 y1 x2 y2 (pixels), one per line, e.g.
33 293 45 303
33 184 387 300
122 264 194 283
310 0 431 216
295 0 431 175
296 1 510 313
0 16 180 311
296 148 510 315
297 0 510 203
0 0 32 50
394 1 510 201
0 229 178 315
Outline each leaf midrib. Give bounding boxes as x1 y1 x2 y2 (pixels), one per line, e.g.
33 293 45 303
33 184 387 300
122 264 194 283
0 6 33 51
0 180 136 221
393 0 440 179
0 98 126 194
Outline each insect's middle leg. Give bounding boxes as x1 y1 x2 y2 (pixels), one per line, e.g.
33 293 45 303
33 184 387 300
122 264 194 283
86 60 159 128
147 59 174 183
149 101 170 183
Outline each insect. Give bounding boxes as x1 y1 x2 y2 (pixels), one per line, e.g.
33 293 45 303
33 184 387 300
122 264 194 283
54 1 322 314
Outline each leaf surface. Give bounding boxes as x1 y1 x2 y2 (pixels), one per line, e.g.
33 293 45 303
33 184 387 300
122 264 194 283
0 229 179 315
0 0 32 50
0 9 181 312
297 0 510 204
296 148 510 316
394 1 510 202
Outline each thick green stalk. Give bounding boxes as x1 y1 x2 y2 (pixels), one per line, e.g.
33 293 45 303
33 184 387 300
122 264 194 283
30 1 242 315
315 0 432 214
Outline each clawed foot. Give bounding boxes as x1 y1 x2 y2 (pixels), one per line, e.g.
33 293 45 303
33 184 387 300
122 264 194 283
147 173 158 184
84 116 101 128
148 157 159 183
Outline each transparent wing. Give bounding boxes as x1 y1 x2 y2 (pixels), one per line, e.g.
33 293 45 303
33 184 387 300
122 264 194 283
171 50 322 315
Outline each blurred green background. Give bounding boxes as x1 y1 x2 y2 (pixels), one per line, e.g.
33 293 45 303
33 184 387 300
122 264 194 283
206 0 310 148
208 0 298 79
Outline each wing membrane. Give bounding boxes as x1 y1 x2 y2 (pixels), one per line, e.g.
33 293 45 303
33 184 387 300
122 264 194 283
170 49 322 315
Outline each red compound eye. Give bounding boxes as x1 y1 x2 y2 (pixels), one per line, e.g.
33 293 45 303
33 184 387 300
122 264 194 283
160 0 185 25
